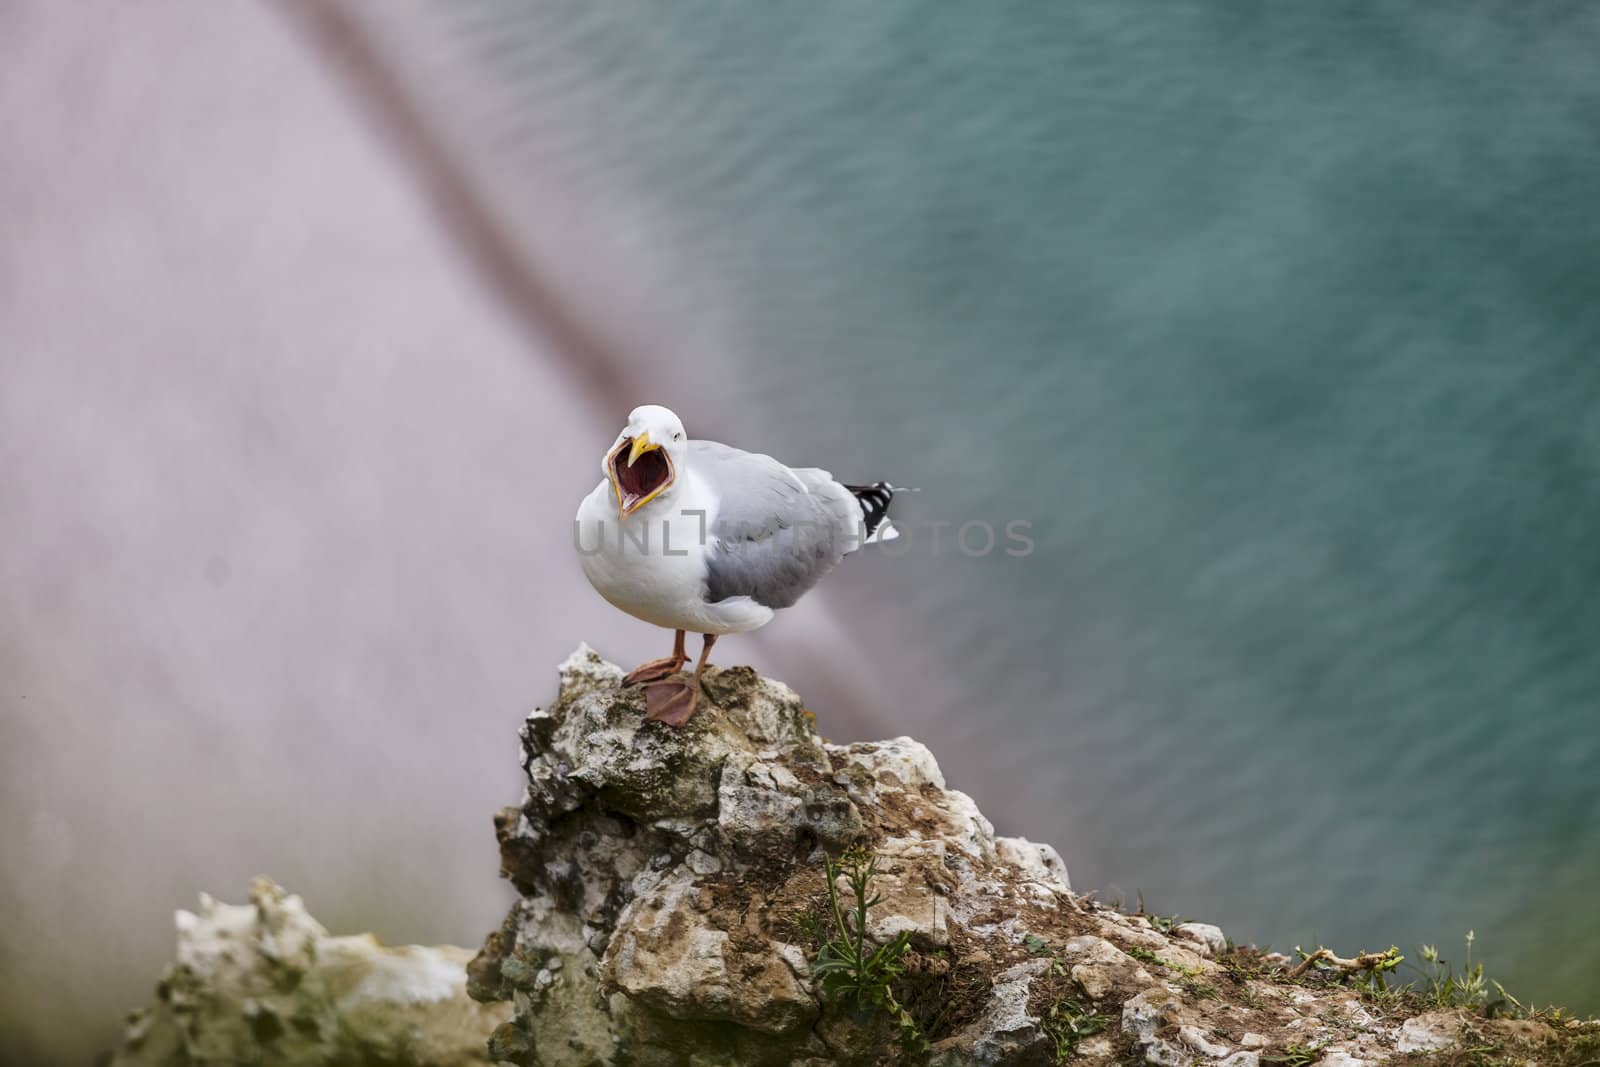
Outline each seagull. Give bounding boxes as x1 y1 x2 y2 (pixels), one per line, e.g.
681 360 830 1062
575 404 902 727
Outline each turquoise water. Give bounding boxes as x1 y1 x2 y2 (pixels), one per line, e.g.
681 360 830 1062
434 2 1600 1009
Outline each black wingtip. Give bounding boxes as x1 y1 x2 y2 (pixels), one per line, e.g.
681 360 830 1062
844 481 898 537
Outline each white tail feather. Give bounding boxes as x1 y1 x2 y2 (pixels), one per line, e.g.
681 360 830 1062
865 518 899 544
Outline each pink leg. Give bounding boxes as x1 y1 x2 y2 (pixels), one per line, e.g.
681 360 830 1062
624 629 687 685
645 634 717 728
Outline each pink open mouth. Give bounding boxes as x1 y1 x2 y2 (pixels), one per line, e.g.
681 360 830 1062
610 438 674 515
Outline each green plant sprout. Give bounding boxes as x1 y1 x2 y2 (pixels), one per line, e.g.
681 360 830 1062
1040 997 1111 1064
1126 945 1161 965
808 847 927 1060
1415 930 1488 1009
1263 1042 1326 1067
1135 891 1183 934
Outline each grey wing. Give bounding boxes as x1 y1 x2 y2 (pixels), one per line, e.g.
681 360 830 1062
692 440 863 610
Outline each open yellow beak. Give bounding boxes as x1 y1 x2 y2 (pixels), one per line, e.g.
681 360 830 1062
627 432 653 467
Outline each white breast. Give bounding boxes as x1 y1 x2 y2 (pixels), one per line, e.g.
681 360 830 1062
574 474 774 635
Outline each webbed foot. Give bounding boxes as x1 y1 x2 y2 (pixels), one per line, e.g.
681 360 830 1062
643 677 700 728
624 655 688 685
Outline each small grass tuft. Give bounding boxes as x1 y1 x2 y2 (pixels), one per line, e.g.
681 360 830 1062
1263 1042 1326 1067
1135 891 1183 934
1040 997 1112 1064
1326 931 1585 1027
1024 932 1054 957
1415 932 1488 1010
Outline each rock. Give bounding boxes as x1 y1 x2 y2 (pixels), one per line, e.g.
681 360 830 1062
1061 935 1156 998
463 647 1582 1066
1321 1052 1374 1067
994 837 1073 894
105 648 1595 1065
1122 988 1198 1066
1174 921 1228 958
943 959 1053 1066
600 873 815 1034
107 878 510 1067
472 646 1091 1065
1397 1012 1460 1053
1181 1023 1237 1059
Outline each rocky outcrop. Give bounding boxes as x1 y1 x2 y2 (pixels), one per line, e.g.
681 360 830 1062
108 878 510 1067
468 646 1595 1065
109 650 1595 1065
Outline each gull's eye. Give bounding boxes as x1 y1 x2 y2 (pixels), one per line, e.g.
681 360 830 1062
673 432 683 441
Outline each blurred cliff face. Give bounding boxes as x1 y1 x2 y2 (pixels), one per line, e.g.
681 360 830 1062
0 6 554 1061
0 5 887 1062
5 1 1600 1062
